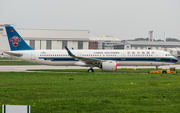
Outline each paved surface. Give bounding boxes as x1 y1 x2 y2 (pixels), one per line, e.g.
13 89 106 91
0 65 180 72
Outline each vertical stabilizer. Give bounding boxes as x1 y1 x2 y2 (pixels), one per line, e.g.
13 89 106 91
5 26 34 51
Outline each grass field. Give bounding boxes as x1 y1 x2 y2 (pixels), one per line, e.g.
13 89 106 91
0 59 38 65
0 61 38 65
0 58 18 61
174 60 180 64
27 68 180 73
0 72 180 113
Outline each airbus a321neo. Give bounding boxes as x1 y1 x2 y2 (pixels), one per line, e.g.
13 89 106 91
3 25 178 72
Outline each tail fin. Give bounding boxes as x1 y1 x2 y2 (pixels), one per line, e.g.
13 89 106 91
5 26 34 51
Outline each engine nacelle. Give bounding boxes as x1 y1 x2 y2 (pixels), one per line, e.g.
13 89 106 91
101 61 117 71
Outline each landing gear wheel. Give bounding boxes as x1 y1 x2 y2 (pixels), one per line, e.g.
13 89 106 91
162 71 167 73
88 69 94 73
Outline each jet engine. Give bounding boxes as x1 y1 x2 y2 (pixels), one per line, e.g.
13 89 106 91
100 61 117 71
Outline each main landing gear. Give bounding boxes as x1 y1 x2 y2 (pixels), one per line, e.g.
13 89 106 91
156 66 158 70
88 68 94 72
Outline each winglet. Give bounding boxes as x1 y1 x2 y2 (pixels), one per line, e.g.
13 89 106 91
65 46 73 56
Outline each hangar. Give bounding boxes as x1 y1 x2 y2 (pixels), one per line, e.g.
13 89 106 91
124 40 180 56
89 37 180 56
0 24 89 53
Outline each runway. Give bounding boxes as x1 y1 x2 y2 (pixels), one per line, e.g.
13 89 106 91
0 65 180 72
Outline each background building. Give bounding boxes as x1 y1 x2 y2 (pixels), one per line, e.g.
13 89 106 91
89 36 122 50
149 31 154 42
123 40 180 55
89 41 98 49
0 24 89 54
89 36 180 56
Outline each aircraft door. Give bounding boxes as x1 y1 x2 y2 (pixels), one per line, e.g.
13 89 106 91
121 51 126 60
77 52 82 57
156 51 161 60
31 51 35 60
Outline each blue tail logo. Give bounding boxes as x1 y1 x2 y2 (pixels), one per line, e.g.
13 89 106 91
5 26 34 51
10 36 21 47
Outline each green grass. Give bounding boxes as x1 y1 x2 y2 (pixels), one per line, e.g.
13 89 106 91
0 61 38 65
0 58 38 65
0 72 180 113
175 60 180 64
27 68 180 73
0 58 18 60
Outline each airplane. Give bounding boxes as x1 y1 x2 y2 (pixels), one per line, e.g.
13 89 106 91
2 25 178 72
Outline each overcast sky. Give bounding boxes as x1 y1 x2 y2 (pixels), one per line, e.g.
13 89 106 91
0 0 180 40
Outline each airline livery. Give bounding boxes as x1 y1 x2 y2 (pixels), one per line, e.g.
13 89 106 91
3 25 178 72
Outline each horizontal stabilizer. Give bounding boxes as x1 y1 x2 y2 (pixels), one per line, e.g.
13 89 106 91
4 51 23 57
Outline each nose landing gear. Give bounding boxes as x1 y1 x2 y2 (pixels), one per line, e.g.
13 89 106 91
156 66 158 70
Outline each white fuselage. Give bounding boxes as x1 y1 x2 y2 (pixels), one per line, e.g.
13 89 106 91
8 49 178 67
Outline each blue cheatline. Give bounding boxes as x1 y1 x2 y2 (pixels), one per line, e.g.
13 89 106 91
38 56 177 63
5 26 34 51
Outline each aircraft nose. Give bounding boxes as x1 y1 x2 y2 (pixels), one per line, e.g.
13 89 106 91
173 57 178 63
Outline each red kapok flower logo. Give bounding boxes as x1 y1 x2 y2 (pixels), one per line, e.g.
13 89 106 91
10 36 21 47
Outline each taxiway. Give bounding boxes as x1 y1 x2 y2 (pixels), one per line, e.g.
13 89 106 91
0 65 179 72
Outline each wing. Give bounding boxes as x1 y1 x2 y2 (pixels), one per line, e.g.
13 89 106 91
65 46 103 66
